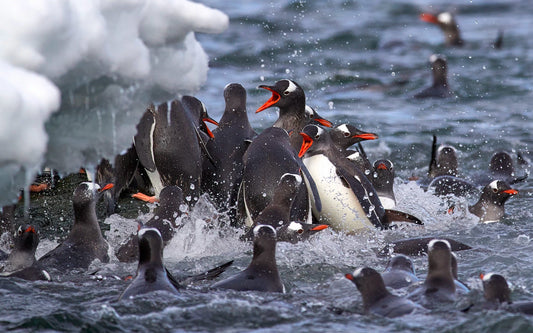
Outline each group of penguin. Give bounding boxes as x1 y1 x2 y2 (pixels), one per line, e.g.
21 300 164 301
0 9 527 318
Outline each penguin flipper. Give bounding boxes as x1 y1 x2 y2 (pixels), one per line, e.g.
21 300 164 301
179 260 234 285
336 169 383 229
134 107 157 172
297 160 322 212
165 267 184 290
384 209 424 226
194 125 216 167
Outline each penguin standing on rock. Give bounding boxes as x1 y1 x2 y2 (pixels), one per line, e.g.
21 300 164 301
298 124 422 232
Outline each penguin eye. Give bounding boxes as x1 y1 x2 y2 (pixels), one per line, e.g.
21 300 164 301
343 132 350 137
283 90 290 95
297 229 304 234
17 227 23 236
492 188 498 193
315 134 320 139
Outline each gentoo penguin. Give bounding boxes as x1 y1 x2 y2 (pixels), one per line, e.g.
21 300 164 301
256 79 331 151
381 255 419 289
468 180 518 223
345 267 422 317
0 225 39 273
212 225 284 292
379 237 472 256
472 151 528 186
238 127 321 226
37 182 113 271
202 83 256 220
298 125 422 232
119 228 180 300
414 55 453 99
241 173 328 243
304 105 333 128
481 273 533 314
419 239 456 302
329 123 378 174
115 185 185 263
420 12 464 46
428 135 458 178
133 100 204 203
181 95 219 140
372 160 396 209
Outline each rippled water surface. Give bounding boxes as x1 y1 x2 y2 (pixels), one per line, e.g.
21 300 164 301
2 0 533 331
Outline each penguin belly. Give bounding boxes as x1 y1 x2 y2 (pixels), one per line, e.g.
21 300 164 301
303 155 374 231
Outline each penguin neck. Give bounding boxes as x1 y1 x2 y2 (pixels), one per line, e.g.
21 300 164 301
362 283 390 309
432 69 448 88
138 244 164 273
71 201 103 241
426 259 455 292
273 105 306 134
249 241 278 273
219 107 250 128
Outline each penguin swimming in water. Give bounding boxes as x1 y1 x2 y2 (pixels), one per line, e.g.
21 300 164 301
371 160 396 209
379 236 472 256
420 12 463 46
468 180 518 223
345 267 423 317
414 54 453 99
212 225 284 292
202 83 256 222
37 182 113 272
115 185 185 263
298 125 422 232
0 225 39 273
480 273 533 314
381 255 419 289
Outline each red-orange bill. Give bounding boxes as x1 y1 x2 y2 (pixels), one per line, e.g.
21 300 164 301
345 273 354 281
376 163 387 170
298 133 314 158
502 189 518 195
315 118 332 128
311 224 329 231
25 226 36 233
99 183 114 192
420 13 439 24
354 133 378 140
256 86 280 113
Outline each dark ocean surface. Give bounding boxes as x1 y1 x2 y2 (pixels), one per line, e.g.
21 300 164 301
1 0 533 331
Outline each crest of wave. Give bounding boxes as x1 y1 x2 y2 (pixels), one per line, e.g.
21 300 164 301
0 0 228 205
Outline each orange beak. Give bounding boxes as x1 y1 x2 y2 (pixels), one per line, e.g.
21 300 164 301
298 133 314 158
354 133 378 140
99 183 114 192
479 273 484 280
376 163 387 170
314 118 333 128
311 224 329 231
420 13 439 24
502 189 518 195
25 226 36 233
345 273 354 281
256 86 281 113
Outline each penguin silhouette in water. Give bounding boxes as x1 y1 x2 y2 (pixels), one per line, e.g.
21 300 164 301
37 182 113 272
241 173 328 243
469 180 518 223
381 255 419 289
212 225 284 292
202 83 256 222
133 99 207 204
115 185 185 263
414 54 453 99
0 225 39 273
119 227 233 300
471 151 528 186
238 127 321 226
345 267 423 317
298 125 422 232
379 236 472 256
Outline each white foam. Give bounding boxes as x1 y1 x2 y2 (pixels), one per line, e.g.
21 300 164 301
0 0 228 205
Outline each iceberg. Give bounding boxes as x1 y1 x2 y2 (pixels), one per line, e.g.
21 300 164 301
0 0 228 205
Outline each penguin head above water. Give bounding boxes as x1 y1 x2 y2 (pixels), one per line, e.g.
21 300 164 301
256 79 305 113
13 225 39 255
489 152 514 177
252 225 277 262
298 124 329 158
72 182 114 210
429 54 448 87
138 227 164 268
420 12 463 46
481 180 518 205
481 273 512 305
304 105 332 127
330 123 378 150
425 239 455 290
385 254 415 274
345 267 389 306
223 83 247 113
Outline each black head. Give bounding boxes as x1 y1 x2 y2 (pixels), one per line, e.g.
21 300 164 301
481 273 511 304
429 54 448 86
374 160 394 176
386 255 415 274
305 105 332 127
298 124 329 158
345 267 389 306
256 79 305 113
489 152 514 176
434 145 458 177
182 96 219 138
277 222 328 244
72 182 113 208
224 83 247 112
480 180 518 205
252 225 277 260
14 225 39 254
138 227 164 266
330 123 379 149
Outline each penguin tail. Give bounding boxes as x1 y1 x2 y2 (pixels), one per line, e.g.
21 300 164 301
384 210 424 226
